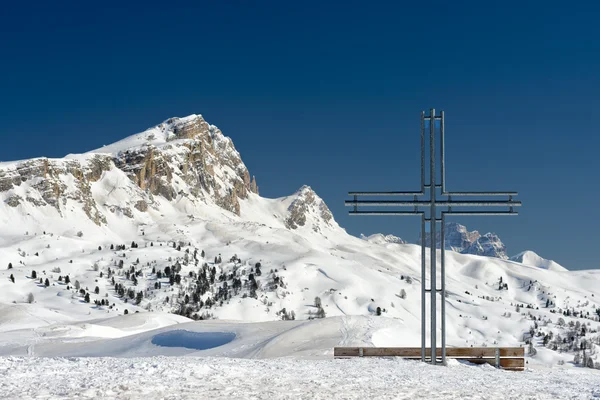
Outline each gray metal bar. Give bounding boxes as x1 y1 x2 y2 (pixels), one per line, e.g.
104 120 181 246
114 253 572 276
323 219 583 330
441 213 446 365
495 348 500 368
421 111 425 193
440 111 445 194
430 108 436 365
421 213 426 362
443 211 519 216
442 191 519 196
349 211 423 216
348 211 517 216
347 192 424 196
345 200 522 207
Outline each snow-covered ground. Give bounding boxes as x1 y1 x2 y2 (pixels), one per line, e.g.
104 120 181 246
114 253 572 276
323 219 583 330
0 314 599 399
2 356 599 399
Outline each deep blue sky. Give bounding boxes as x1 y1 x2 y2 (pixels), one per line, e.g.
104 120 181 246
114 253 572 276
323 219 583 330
1 1 599 270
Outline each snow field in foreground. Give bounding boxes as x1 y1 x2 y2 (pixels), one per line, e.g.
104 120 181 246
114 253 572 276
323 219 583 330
1 356 599 400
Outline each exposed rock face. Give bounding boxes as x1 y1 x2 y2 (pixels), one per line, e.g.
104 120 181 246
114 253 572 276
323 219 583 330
461 232 507 259
285 186 334 233
0 115 258 224
0 155 112 224
418 222 508 259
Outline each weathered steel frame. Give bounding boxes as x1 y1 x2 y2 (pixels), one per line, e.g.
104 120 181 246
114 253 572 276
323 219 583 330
345 109 521 365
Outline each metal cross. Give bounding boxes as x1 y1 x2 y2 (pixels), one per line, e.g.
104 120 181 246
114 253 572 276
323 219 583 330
345 109 522 365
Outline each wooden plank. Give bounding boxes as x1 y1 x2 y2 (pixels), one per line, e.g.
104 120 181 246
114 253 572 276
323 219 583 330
499 347 525 357
461 358 525 369
363 348 421 357
334 347 524 358
334 347 360 357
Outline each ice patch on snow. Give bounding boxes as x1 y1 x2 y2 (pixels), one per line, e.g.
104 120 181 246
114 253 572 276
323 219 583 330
151 330 235 350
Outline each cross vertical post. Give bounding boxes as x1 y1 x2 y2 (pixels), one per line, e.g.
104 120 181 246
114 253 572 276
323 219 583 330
346 109 521 365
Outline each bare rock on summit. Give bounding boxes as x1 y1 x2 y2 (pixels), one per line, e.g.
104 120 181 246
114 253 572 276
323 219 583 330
0 114 260 224
418 222 508 259
285 186 334 233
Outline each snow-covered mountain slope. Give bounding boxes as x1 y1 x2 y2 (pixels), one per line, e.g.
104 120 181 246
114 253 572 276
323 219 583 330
0 114 599 370
510 250 568 272
361 233 407 245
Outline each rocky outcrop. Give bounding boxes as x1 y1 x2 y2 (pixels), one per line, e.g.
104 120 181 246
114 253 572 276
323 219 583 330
0 155 112 224
109 115 257 216
418 222 508 259
285 186 334 233
0 114 259 224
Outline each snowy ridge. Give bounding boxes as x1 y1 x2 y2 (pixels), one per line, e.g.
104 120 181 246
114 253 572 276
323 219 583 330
510 250 568 272
361 233 407 245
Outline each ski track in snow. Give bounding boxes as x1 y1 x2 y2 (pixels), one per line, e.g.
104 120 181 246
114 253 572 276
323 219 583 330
1 356 599 400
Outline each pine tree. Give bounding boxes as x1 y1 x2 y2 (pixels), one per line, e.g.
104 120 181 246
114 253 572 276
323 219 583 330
201 250 205 258
255 262 262 276
314 297 322 308
44 278 49 287
376 307 382 316
8 263 12 269
95 286 100 294
31 270 37 279
9 274 15 283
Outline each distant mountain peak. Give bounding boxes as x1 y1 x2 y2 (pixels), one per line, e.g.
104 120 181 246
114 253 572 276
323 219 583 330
418 222 508 259
361 233 407 245
509 250 567 272
284 185 335 233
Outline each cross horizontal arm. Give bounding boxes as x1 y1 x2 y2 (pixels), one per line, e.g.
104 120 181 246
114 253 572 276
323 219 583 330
349 211 517 216
349 211 424 216
442 191 519 196
442 211 519 216
348 191 424 196
345 200 522 207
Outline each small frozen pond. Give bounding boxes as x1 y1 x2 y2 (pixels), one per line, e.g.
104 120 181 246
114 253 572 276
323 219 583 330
151 330 236 350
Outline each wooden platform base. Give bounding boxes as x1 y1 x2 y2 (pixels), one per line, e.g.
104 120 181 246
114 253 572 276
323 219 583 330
333 347 525 371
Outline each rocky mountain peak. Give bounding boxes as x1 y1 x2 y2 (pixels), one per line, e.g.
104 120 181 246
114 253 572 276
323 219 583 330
418 222 508 259
0 114 259 224
284 186 335 233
